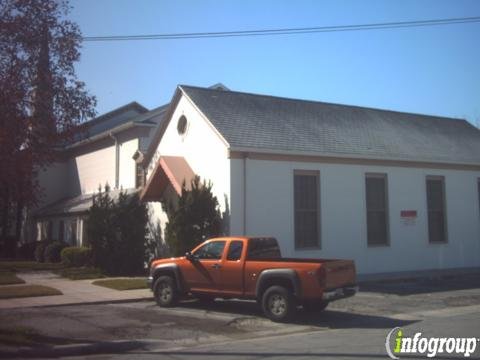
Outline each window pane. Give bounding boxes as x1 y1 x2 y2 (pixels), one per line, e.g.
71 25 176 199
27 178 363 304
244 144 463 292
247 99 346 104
295 211 318 247
227 241 243 261
428 211 445 243
366 178 386 210
367 211 387 245
294 172 319 248
365 175 388 246
426 178 446 243
194 241 226 260
294 175 317 210
427 180 444 210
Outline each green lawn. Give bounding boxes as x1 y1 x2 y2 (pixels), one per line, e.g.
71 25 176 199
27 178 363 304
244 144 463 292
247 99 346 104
0 261 64 272
55 267 104 280
92 278 147 291
0 271 25 285
0 285 62 299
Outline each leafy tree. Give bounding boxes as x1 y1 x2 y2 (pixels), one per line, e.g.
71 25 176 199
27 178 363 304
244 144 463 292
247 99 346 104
162 176 222 256
0 0 96 256
87 185 148 276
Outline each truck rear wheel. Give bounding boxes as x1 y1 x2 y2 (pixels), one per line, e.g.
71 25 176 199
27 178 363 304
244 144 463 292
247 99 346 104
154 276 178 307
261 285 296 322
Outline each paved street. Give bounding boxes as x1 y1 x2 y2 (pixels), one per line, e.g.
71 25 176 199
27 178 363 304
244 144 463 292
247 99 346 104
1 273 479 359
71 309 480 360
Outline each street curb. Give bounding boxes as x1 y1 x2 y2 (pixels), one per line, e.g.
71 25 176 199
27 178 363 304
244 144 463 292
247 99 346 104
0 340 151 358
2 296 152 310
41 296 153 308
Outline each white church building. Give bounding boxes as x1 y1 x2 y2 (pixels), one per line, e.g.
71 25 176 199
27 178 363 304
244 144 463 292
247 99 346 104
34 83 480 275
139 84 480 275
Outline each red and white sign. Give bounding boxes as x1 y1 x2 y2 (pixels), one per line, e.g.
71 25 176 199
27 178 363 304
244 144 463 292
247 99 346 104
401 210 417 225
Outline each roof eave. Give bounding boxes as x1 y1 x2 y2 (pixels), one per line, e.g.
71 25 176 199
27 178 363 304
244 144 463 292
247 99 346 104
65 121 155 150
228 147 480 170
141 88 184 167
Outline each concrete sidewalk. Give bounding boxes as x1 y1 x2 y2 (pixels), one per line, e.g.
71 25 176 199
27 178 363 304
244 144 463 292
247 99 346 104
0 271 151 309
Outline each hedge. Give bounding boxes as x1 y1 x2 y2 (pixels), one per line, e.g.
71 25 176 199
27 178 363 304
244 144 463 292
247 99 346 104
44 242 68 263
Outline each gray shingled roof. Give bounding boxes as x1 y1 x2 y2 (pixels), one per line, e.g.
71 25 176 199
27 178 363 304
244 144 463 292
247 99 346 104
34 188 138 217
84 101 148 138
180 85 480 165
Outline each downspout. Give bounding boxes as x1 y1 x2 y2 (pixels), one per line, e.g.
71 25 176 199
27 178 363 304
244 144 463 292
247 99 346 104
243 153 248 235
109 132 119 189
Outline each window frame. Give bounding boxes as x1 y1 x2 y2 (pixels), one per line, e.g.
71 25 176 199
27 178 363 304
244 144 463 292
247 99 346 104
426 175 448 244
293 169 321 250
365 173 390 247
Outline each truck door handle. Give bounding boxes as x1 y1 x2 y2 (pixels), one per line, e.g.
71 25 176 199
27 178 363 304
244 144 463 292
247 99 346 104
211 263 221 269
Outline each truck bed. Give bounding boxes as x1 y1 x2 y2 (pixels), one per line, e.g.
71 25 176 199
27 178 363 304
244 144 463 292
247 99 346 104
245 257 356 293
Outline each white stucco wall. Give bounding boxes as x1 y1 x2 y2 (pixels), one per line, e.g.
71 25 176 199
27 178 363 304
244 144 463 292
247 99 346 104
119 138 138 189
73 145 116 194
230 158 480 275
147 94 231 226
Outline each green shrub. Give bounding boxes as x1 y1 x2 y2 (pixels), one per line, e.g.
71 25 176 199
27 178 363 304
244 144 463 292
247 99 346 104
34 241 50 263
87 186 148 276
60 247 92 267
44 242 67 263
163 176 222 256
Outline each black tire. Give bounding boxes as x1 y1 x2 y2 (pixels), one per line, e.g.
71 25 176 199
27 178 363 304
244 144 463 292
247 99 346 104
261 285 296 322
153 275 178 307
303 300 329 313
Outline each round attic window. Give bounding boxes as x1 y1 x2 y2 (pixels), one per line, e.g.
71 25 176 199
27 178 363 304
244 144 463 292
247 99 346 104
177 115 188 135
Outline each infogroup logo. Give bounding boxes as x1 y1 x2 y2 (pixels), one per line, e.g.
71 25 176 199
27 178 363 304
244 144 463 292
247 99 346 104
385 327 479 359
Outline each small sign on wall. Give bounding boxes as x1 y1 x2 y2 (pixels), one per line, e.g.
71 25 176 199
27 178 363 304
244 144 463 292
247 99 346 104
400 210 417 225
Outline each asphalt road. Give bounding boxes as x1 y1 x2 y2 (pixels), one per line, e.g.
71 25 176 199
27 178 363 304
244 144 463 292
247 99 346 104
70 309 480 360
2 273 480 359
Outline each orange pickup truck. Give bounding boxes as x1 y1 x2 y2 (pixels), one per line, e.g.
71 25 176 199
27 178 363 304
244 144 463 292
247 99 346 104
148 237 357 321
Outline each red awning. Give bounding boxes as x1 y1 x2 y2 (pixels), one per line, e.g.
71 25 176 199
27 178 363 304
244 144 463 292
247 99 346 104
140 156 195 201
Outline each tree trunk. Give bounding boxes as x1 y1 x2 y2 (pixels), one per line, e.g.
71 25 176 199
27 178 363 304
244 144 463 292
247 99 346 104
13 199 24 257
1 186 11 257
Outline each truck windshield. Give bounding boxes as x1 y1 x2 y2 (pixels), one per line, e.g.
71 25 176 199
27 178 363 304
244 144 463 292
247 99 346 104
247 238 281 259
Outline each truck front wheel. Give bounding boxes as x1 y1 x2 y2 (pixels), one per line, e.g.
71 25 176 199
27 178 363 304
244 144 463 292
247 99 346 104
261 285 296 322
154 275 178 307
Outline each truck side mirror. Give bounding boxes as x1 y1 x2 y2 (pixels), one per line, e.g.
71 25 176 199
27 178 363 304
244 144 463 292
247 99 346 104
185 252 194 261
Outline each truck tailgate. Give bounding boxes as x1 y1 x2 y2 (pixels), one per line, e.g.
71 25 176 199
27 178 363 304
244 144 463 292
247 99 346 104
323 260 356 290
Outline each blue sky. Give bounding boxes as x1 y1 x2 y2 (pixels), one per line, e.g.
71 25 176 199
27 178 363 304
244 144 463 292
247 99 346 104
70 0 480 124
